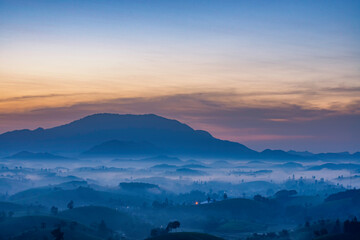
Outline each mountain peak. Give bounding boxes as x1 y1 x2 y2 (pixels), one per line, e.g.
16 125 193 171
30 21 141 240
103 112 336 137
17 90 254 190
0 113 291 159
57 113 194 133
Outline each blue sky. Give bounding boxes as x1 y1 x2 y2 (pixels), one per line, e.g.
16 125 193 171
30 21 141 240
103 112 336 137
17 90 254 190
0 0 359 152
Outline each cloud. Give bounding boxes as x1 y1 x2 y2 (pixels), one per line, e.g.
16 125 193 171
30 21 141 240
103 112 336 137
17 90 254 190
0 93 77 103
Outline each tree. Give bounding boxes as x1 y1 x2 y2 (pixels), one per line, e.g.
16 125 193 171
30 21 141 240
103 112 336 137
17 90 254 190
253 194 268 202
8 211 14 218
223 193 228 200
150 221 181 237
51 206 58 215
67 200 74 210
275 190 297 198
332 219 341 234
51 227 64 240
165 221 180 232
98 220 109 235
344 217 360 234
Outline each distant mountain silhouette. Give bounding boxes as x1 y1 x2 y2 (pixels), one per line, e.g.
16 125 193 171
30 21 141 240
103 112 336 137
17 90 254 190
0 113 258 158
4 151 67 160
140 155 183 163
273 162 304 169
150 164 178 169
288 150 360 161
287 150 314 157
174 168 207 176
0 113 357 160
260 149 305 160
181 164 208 169
307 163 360 171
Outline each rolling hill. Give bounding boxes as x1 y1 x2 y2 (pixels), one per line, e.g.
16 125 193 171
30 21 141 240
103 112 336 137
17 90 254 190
4 151 68 160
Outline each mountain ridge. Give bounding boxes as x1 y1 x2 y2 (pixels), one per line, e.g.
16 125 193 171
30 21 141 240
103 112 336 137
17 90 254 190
0 113 358 161
0 113 257 158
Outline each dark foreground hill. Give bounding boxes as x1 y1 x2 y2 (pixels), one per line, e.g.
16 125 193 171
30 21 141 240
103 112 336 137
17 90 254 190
0 215 101 240
146 232 224 240
58 206 151 239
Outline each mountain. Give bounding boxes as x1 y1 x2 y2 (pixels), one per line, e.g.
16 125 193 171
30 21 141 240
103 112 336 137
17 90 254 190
140 155 183 163
151 164 178 169
307 163 360 171
287 150 314 157
0 113 259 158
273 162 304 169
325 189 360 202
260 149 306 161
4 151 67 160
82 140 159 156
288 150 360 161
1 113 354 160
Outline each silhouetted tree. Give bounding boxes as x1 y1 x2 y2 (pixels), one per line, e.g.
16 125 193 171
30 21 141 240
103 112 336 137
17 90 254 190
253 194 268 202
275 189 297 198
332 219 341 234
67 200 74 210
51 227 64 240
8 211 14 218
165 221 180 232
223 193 228 200
41 222 46 229
51 206 58 215
150 221 181 237
98 220 109 235
344 217 360 234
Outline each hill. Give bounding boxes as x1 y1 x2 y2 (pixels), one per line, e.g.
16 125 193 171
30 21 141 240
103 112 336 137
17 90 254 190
59 206 151 238
0 215 101 240
146 232 224 240
4 151 67 160
308 163 360 171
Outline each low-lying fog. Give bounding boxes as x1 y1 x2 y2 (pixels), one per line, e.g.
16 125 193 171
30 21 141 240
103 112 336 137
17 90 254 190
1 155 359 196
1 155 360 240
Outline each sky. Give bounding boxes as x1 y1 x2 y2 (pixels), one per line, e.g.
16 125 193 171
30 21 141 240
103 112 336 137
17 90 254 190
0 0 359 153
